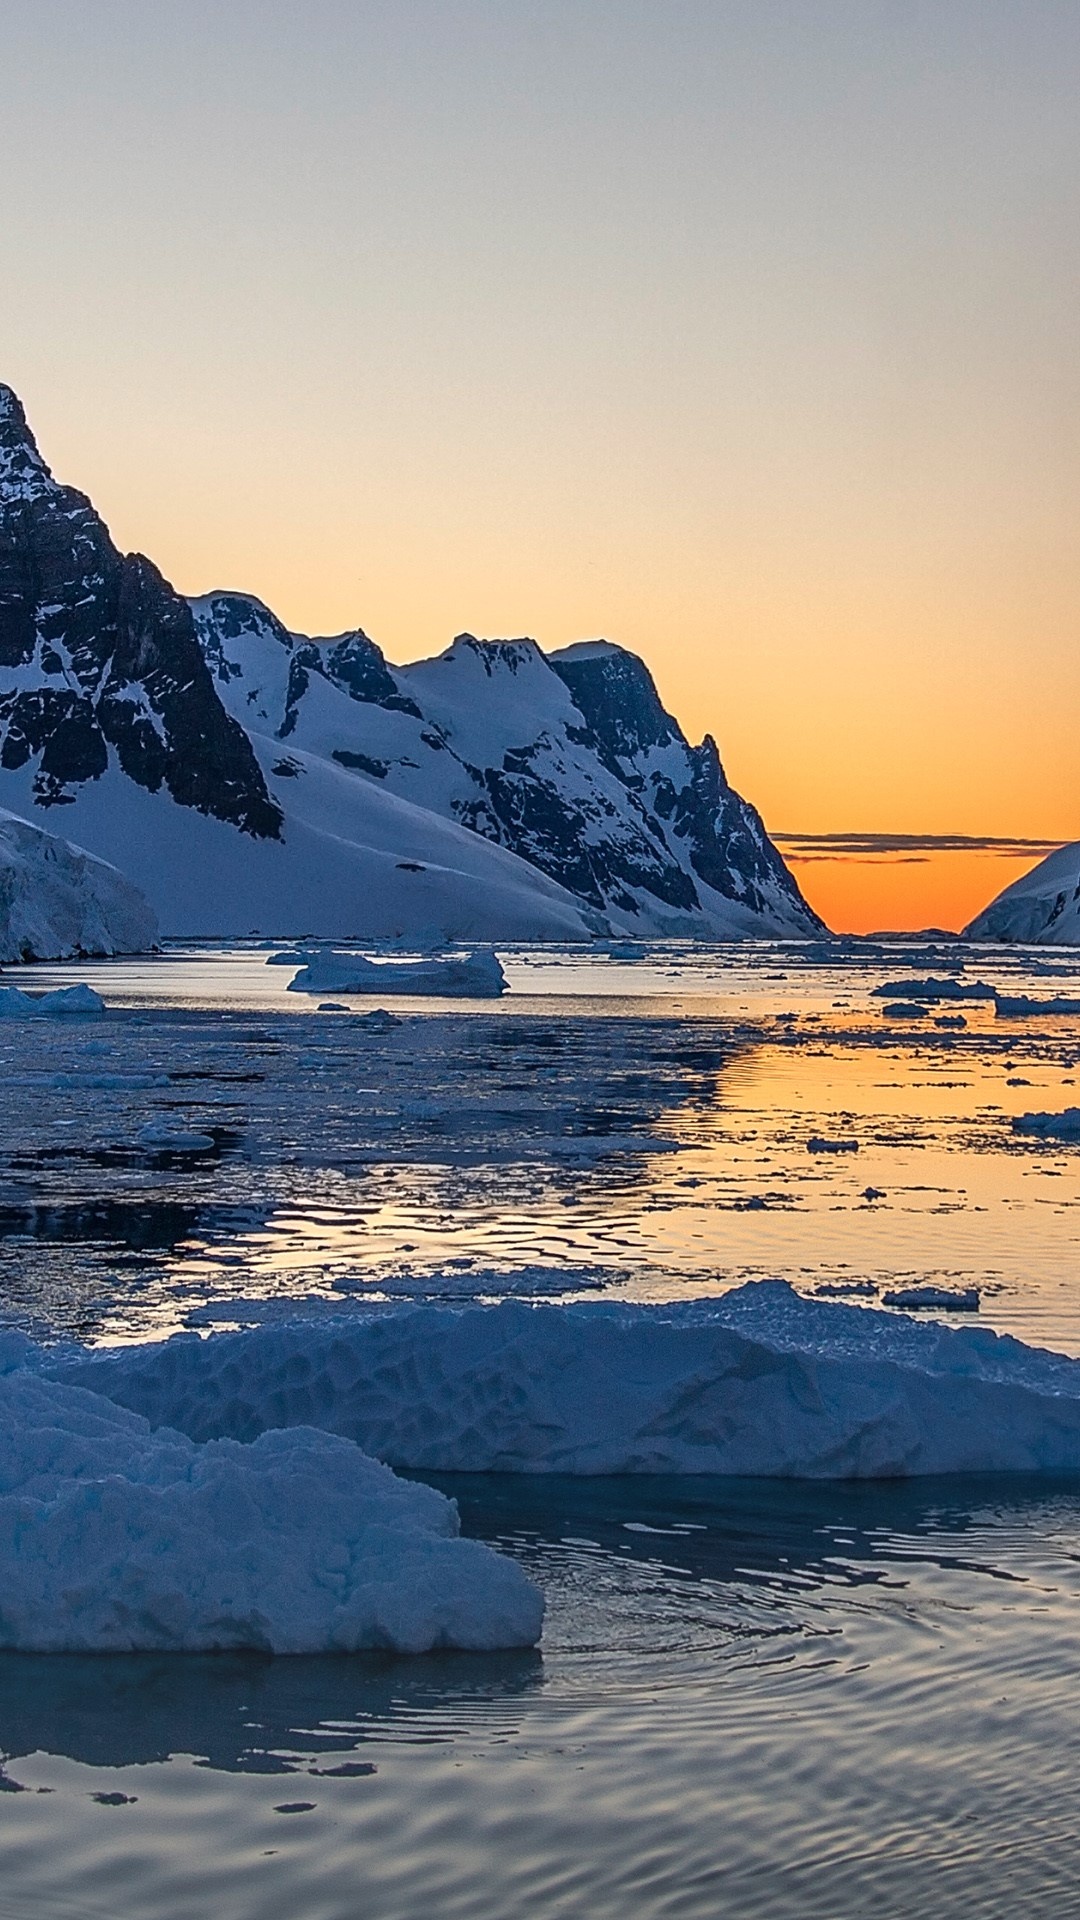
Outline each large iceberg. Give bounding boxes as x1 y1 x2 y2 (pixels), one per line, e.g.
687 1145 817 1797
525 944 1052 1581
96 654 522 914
0 809 157 963
286 948 507 997
53 1282 1080 1479
0 1347 542 1654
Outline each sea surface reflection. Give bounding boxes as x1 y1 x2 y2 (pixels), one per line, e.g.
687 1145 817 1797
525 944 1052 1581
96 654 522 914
2 1474 1080 1918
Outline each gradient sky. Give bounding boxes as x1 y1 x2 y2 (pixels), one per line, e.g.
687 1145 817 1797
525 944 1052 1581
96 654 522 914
4 1 1079 931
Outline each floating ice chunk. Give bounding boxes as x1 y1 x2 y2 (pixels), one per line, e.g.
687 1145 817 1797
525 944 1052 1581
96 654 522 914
56 1280 1080 1478
806 1136 860 1154
870 977 994 1001
934 1014 967 1029
287 950 507 998
0 984 105 1020
994 995 1080 1017
0 1367 542 1653
879 1001 929 1019
50 1072 168 1090
1012 1109 1080 1139
136 1124 216 1154
317 1002 349 1012
355 1008 401 1031
882 1286 981 1312
814 1280 878 1297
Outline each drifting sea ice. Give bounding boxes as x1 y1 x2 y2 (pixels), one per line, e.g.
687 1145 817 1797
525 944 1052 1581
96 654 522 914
0 1344 542 1654
994 994 1080 1017
1013 1109 1080 1139
870 977 995 1002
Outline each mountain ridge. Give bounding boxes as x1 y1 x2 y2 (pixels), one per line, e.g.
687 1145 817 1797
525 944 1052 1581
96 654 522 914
0 385 822 940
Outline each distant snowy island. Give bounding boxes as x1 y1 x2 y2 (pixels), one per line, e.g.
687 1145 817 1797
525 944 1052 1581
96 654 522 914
965 840 1080 945
0 383 821 944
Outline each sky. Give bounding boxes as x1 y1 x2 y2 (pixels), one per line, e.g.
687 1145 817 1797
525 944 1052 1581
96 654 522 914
3 0 1078 932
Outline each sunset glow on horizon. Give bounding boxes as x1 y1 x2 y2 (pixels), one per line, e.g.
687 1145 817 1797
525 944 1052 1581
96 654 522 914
5 0 1078 933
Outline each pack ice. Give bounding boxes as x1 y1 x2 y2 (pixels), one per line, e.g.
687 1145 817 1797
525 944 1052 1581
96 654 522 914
0 1343 542 1654
0 809 157 963
55 1282 1080 1479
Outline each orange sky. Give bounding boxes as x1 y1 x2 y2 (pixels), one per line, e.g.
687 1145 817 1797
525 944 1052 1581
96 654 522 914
4 3 1078 933
784 848 1050 937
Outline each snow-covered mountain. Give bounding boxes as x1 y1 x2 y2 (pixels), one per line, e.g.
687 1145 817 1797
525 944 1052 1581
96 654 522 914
0 383 821 940
965 843 1080 944
191 594 821 937
0 807 157 963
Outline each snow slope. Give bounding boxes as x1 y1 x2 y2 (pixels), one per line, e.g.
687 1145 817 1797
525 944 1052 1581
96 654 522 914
966 843 1080 945
0 1343 542 1653
0 807 157 962
54 1281 1080 1479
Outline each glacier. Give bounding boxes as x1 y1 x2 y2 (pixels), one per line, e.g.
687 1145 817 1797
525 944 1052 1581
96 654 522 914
0 808 156 963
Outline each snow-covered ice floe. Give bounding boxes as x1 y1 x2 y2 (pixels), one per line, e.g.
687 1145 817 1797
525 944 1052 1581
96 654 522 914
51 1281 1080 1479
1013 1109 1080 1140
994 994 1080 1017
285 949 507 998
870 977 994 1002
0 984 105 1020
0 1343 542 1654
882 1286 981 1312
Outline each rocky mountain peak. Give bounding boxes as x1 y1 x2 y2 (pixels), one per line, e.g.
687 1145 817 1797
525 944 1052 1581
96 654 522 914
0 386 57 504
0 392 282 840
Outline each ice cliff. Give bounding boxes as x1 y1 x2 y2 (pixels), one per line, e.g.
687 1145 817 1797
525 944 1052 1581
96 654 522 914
0 807 157 962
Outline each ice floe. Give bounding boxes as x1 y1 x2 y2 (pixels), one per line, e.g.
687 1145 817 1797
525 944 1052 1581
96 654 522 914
286 949 507 998
0 984 105 1020
1012 1109 1080 1140
882 1286 981 1312
994 994 1080 1017
0 1352 542 1653
870 977 994 1002
51 1281 1080 1479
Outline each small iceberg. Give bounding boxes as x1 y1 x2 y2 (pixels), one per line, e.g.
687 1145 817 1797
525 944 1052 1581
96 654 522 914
1012 1109 1080 1140
806 1136 860 1154
994 994 1080 1017
136 1124 216 1155
882 1286 981 1312
870 977 994 1002
287 950 507 998
0 1355 542 1653
0 984 105 1020
879 1002 929 1019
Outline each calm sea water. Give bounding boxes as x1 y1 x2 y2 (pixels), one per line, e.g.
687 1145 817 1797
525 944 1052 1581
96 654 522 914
3 940 1080 1916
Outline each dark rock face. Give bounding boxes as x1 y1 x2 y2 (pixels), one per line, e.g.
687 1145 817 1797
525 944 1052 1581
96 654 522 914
550 645 820 925
0 389 281 837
